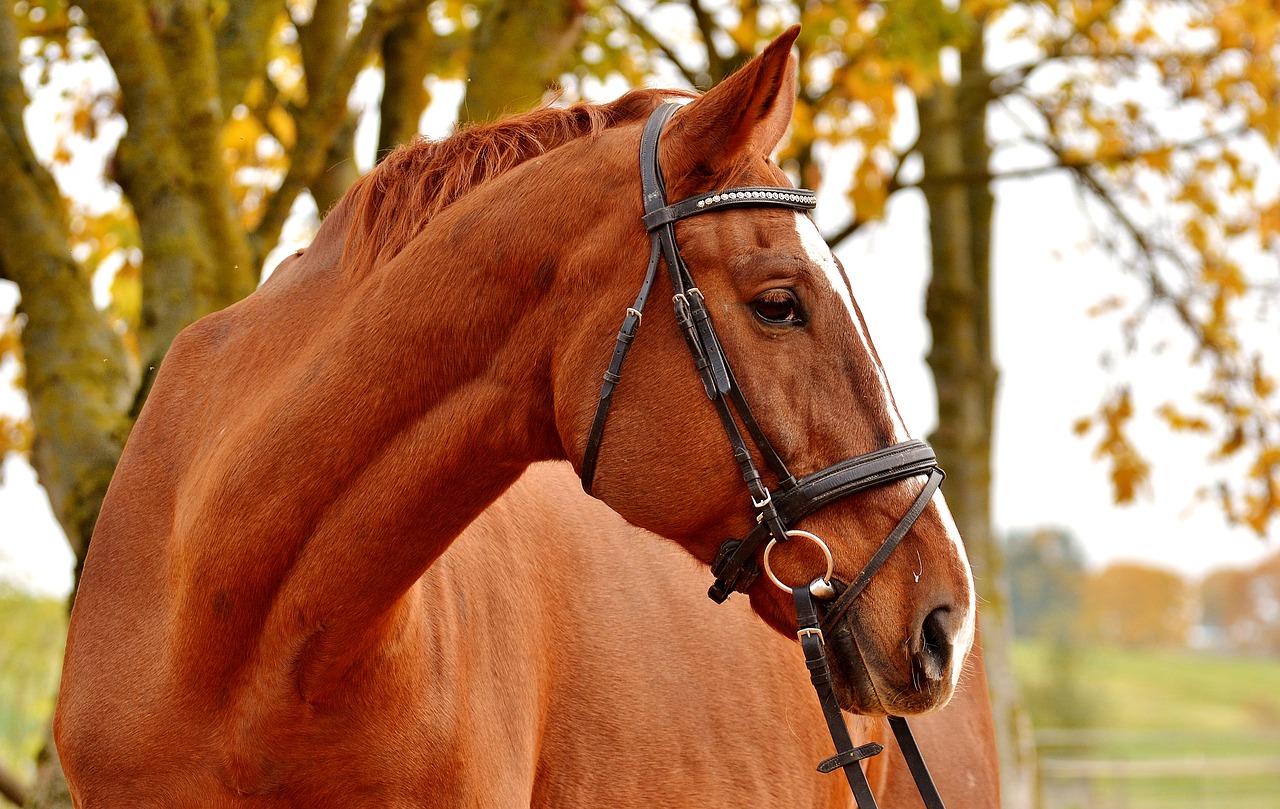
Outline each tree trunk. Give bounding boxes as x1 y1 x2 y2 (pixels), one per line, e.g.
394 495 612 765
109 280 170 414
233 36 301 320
378 10 441 158
25 727 72 809
917 30 1037 809
460 0 585 123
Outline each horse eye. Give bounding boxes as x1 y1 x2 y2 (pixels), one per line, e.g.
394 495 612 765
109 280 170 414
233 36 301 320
752 289 804 326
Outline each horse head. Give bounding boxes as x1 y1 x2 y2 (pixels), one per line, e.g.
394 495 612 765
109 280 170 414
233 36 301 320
552 27 975 716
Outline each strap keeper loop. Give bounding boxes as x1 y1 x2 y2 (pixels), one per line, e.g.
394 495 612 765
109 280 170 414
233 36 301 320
816 743 885 774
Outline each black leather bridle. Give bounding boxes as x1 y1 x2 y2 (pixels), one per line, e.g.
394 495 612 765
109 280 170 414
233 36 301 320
580 102 950 808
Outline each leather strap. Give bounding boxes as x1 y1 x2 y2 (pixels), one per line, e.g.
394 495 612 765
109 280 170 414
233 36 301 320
795 587 881 809
709 441 941 603
643 187 816 230
888 716 947 809
581 102 815 495
580 239 663 491
796 587 949 809
819 467 945 632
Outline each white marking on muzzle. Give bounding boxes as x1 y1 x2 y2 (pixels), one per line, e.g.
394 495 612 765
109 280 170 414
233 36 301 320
792 214 909 442
930 490 977 687
793 214 975 688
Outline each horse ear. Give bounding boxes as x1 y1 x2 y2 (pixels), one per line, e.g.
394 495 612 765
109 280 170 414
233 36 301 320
663 25 800 177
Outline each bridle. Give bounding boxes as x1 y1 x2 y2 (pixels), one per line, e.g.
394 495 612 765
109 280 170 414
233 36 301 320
580 102 950 809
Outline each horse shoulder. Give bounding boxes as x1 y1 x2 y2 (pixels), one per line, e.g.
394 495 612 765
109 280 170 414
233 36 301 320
464 463 851 807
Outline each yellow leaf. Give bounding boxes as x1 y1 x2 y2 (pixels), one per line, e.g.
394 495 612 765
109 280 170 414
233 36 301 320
1218 425 1245 458
267 106 296 151
1156 403 1210 433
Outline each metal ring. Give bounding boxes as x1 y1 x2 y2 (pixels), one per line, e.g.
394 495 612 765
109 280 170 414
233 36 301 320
762 530 834 595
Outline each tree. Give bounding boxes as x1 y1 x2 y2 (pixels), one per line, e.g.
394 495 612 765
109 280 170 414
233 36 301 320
1 1 585 803
1202 549 1280 653
1005 527 1087 640
1079 562 1193 647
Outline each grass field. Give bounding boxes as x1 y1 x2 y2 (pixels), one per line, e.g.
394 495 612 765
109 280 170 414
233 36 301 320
1014 639 1280 734
1 592 1278 805
1015 639 1280 809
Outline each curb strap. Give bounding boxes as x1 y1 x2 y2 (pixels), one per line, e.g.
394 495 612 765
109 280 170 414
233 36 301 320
795 587 948 809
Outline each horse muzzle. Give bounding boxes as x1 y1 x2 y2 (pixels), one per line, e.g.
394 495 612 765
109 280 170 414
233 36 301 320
821 589 965 716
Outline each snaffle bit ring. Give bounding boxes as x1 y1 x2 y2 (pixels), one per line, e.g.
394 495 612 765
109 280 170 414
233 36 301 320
762 530 834 595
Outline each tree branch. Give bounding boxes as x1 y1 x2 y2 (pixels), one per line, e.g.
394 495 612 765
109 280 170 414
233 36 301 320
688 0 726 85
298 0 351 93
1061 153 1212 356
0 760 26 808
823 139 916 251
215 0 279 115
154 0 257 307
378 8 439 157
252 0 428 257
614 2 700 88
461 0 585 124
77 0 211 368
0 10 133 564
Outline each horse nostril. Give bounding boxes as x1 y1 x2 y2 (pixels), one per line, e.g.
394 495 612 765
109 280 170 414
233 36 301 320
914 607 954 683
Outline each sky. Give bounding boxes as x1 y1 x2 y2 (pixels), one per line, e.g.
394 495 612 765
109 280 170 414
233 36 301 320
1 20 1277 598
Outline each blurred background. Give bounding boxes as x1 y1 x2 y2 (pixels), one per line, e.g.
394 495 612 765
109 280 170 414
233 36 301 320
1 1 1278 807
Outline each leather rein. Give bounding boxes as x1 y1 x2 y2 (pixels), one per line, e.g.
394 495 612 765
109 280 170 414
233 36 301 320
580 102 948 809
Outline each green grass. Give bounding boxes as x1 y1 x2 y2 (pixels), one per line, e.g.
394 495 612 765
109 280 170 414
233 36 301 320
0 587 67 784
1015 639 1280 809
1013 639 1280 734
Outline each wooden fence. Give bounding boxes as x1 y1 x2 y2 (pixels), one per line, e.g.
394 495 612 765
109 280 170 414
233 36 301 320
1035 729 1280 809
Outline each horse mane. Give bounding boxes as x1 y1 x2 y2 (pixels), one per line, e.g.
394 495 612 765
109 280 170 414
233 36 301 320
340 88 691 276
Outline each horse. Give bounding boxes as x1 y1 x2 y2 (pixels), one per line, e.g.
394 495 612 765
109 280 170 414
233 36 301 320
55 26 991 806
399 460 1000 807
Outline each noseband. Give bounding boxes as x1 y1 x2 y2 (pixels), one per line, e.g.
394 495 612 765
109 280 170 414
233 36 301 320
580 102 948 809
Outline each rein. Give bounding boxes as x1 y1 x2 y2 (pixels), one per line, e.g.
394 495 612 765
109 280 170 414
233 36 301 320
581 102 949 808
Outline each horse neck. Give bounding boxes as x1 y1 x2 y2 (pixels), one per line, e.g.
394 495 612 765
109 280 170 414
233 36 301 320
173 182 579 706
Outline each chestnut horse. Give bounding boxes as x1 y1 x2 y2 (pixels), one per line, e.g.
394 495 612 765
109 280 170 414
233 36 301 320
56 27 995 806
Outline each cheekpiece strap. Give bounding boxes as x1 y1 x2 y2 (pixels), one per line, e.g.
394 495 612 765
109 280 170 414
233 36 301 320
583 100 818 496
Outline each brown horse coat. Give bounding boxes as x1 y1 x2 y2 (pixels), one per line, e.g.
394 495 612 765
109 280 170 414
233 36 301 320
55 27 997 806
